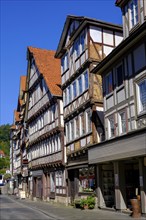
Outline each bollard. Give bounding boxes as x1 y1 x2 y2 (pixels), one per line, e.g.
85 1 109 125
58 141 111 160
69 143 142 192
130 198 141 218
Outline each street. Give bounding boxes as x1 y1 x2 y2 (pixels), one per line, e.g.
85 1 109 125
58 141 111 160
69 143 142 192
0 192 140 220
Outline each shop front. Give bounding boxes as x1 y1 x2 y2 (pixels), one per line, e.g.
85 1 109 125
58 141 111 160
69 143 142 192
88 130 146 214
67 164 96 205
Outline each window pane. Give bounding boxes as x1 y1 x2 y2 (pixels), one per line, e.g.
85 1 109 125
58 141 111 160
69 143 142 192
117 65 123 87
78 76 82 95
109 117 114 138
73 81 77 99
80 32 85 53
120 112 126 134
75 117 79 138
80 114 85 135
139 80 146 113
106 73 113 95
84 71 89 90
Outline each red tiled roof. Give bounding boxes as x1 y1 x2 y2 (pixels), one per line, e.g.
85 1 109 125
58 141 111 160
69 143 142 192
28 46 62 96
20 76 26 91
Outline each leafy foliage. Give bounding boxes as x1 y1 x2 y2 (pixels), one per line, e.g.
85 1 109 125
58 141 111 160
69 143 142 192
0 124 11 173
0 124 11 156
3 173 11 180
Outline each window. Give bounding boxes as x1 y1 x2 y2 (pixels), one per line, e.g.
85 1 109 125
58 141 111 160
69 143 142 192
75 117 79 138
105 72 113 95
108 116 115 138
116 64 124 87
73 81 77 99
70 120 74 141
83 71 89 91
78 76 82 95
80 32 85 53
68 85 72 103
137 79 146 114
80 114 85 136
79 167 95 193
50 172 55 192
119 111 127 134
61 53 69 73
129 0 138 29
75 38 80 59
86 110 92 133
66 123 70 142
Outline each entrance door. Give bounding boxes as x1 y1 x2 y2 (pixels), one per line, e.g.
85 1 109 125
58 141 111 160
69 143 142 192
125 164 139 208
68 170 75 204
50 172 55 199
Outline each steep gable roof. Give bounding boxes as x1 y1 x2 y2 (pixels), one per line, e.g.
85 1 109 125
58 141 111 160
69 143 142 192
55 15 123 58
28 46 61 96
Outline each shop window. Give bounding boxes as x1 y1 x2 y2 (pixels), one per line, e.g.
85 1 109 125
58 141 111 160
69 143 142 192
79 167 95 193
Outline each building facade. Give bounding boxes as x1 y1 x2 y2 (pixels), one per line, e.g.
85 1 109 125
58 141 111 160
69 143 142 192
26 47 67 203
55 15 123 204
10 76 27 193
89 0 146 214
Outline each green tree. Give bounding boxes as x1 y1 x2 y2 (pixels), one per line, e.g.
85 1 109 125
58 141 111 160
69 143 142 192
0 124 11 173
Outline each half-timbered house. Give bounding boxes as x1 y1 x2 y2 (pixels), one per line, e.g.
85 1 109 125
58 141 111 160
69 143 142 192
26 47 67 203
89 0 146 214
55 15 123 204
10 76 27 193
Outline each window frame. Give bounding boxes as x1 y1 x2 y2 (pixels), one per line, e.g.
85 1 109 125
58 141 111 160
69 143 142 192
105 72 113 95
108 115 115 138
118 110 127 135
136 78 146 115
129 0 138 30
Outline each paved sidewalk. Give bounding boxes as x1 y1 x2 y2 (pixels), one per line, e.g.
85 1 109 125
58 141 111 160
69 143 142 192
8 195 145 220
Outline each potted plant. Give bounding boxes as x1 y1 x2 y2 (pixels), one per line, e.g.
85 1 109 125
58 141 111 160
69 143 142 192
80 198 88 209
86 195 96 209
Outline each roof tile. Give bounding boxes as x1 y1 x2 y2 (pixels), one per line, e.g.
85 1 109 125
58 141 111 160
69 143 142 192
28 47 62 96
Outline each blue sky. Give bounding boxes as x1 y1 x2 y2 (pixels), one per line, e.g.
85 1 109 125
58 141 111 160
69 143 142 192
0 0 122 125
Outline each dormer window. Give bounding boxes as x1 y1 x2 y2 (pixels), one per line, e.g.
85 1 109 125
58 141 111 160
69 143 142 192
129 0 138 29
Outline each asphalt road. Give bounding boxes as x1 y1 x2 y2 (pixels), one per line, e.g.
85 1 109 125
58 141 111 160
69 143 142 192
0 195 55 220
1 191 144 220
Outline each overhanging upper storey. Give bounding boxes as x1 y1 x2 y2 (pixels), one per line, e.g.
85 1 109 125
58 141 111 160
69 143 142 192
55 15 123 59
